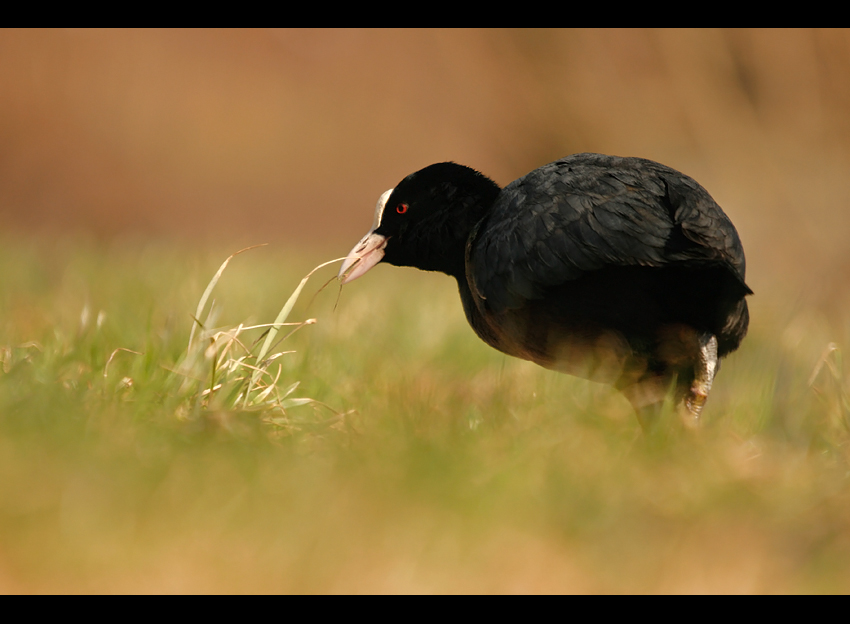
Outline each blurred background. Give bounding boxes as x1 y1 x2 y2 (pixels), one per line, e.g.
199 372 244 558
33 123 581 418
2 28 850 297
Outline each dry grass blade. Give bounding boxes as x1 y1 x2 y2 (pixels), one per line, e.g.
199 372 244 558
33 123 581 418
808 342 840 387
187 243 268 352
104 348 144 378
244 257 346 407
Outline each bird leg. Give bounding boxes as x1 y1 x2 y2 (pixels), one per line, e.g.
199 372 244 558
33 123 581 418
616 371 670 433
685 333 718 419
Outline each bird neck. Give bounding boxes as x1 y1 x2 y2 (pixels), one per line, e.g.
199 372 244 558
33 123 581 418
429 202 493 280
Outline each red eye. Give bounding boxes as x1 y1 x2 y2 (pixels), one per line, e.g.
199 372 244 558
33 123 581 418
396 203 409 214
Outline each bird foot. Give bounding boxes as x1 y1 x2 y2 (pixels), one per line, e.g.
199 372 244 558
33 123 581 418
685 333 718 420
685 385 709 419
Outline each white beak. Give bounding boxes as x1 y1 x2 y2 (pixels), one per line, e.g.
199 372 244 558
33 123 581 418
338 231 388 284
338 188 394 284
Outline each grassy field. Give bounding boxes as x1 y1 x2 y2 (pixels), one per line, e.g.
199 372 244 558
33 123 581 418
1 236 849 594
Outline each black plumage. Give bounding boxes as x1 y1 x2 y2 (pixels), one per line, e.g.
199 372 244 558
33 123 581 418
339 153 752 428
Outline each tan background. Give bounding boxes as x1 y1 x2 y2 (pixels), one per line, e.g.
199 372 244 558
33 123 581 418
2 29 849 296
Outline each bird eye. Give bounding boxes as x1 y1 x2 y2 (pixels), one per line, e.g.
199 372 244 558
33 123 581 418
396 203 409 214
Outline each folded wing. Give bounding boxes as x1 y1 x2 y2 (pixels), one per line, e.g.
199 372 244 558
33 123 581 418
468 154 750 314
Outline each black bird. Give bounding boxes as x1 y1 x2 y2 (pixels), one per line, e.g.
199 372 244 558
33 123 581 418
339 153 752 428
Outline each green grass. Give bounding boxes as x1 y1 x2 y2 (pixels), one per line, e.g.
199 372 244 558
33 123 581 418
0 235 849 594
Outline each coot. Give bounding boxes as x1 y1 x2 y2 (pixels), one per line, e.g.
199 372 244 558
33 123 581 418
339 153 751 428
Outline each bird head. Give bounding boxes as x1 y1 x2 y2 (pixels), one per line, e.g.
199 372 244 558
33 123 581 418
339 162 500 283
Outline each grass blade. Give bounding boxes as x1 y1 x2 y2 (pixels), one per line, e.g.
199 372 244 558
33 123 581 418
244 257 346 406
188 244 268 352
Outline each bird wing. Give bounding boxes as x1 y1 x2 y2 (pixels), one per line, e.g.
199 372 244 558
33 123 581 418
468 154 750 313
